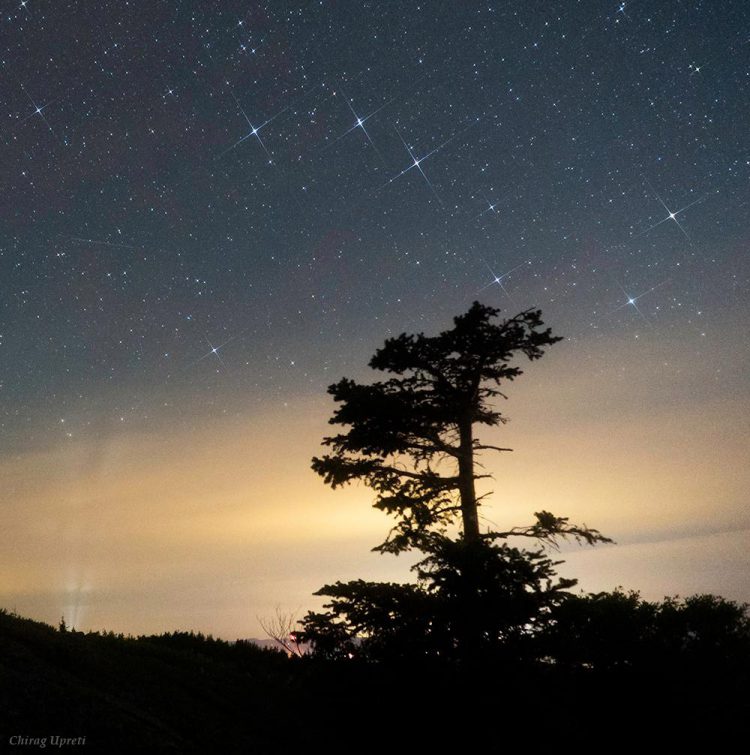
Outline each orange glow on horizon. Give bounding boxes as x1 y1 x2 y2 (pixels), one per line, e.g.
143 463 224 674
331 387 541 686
2 333 749 638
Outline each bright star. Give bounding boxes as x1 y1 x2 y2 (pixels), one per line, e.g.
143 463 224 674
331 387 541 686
478 260 529 299
476 192 501 221
611 280 669 321
190 326 251 372
385 127 448 204
195 335 231 369
325 88 392 161
633 182 713 241
17 84 55 134
385 117 479 205
220 91 289 163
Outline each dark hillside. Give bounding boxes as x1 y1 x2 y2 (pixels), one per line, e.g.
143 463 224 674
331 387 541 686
0 610 291 753
2 607 748 752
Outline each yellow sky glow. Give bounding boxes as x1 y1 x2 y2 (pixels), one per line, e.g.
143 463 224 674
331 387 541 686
2 334 748 638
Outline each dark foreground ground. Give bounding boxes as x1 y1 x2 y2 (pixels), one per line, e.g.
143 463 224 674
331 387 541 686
1 609 748 753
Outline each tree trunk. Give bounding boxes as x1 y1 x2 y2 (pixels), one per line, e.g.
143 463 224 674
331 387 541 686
457 415 483 665
457 418 480 544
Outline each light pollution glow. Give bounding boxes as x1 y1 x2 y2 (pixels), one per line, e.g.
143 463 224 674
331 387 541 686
1 330 748 639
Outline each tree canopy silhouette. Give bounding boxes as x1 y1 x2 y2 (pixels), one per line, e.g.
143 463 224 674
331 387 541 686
302 302 611 661
312 302 608 553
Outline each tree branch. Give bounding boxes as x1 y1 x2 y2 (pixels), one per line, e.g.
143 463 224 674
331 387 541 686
375 464 459 485
408 440 460 458
486 510 613 549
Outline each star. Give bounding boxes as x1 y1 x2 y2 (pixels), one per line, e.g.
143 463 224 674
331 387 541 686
220 91 288 163
385 125 451 204
384 117 479 205
633 182 712 241
326 88 392 160
478 261 529 299
17 84 55 134
476 191 501 221
194 335 232 370
611 280 669 321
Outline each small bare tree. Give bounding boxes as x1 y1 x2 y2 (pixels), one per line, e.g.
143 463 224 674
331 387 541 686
258 607 306 657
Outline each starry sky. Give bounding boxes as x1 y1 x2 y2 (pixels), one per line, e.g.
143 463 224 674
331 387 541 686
1 1 748 638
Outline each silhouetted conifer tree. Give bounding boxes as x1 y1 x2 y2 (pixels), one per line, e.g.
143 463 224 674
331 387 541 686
302 302 611 661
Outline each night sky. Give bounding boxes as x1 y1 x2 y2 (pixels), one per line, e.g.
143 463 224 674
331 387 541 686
2 1 748 638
